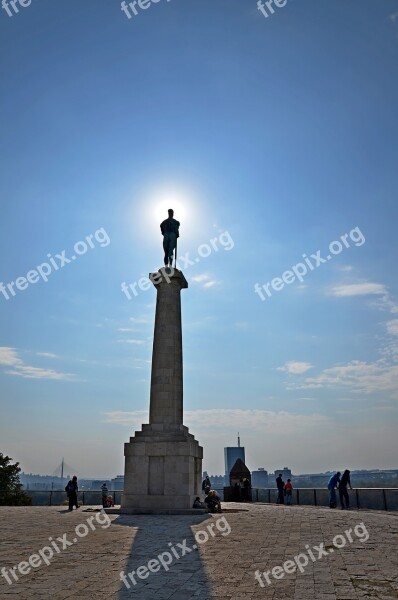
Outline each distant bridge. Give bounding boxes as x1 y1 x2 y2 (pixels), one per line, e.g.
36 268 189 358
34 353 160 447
51 458 79 479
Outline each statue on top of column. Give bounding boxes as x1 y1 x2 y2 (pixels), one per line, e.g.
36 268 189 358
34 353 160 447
160 209 180 267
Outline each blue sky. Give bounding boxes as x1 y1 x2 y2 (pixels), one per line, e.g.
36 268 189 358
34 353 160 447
1 0 397 478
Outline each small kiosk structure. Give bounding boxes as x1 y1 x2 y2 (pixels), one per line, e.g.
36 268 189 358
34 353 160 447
223 458 252 502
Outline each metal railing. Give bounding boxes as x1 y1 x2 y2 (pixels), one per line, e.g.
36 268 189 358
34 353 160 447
0 490 122 507
1 488 397 511
250 487 398 511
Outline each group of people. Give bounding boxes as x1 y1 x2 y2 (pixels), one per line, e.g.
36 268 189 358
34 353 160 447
64 477 114 510
66 470 353 512
101 482 114 508
193 476 222 512
328 470 353 509
276 474 294 505
233 477 251 502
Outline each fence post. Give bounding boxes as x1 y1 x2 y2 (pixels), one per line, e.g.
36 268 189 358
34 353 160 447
382 489 388 511
355 489 360 510
49 491 53 507
297 489 300 505
268 489 271 503
313 489 317 506
113 491 116 506
82 491 85 506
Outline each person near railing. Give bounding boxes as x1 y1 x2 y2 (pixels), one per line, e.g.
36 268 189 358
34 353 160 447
202 475 211 496
276 474 285 505
101 483 108 508
65 476 79 511
327 472 341 508
284 479 293 505
339 470 353 510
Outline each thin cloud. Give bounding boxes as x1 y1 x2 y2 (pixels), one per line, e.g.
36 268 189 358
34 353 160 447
0 347 73 381
117 339 145 345
330 282 398 314
386 320 398 336
330 283 387 297
130 317 150 324
389 11 398 23
5 366 72 380
0 347 22 367
191 273 220 288
104 408 329 433
191 274 209 283
292 358 398 399
277 361 313 375
36 352 58 359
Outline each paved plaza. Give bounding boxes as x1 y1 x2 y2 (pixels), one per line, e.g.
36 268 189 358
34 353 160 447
0 504 397 600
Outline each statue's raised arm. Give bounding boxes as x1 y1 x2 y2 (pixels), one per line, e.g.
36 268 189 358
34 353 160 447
160 208 180 267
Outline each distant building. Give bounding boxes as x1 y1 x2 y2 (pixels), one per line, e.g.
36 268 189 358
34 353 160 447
224 434 245 483
111 475 124 491
207 475 225 488
272 468 292 485
91 480 111 490
252 468 269 488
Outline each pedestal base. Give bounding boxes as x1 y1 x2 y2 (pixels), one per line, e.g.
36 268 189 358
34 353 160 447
122 424 203 512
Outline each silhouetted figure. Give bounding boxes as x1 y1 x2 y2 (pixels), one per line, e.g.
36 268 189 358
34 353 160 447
193 496 206 509
202 475 211 495
160 209 180 267
276 473 285 504
327 471 341 508
339 469 353 509
242 477 251 502
284 478 293 505
234 482 240 501
65 475 79 511
204 490 222 513
101 482 108 508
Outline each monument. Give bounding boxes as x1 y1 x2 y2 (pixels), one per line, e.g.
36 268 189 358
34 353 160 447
121 210 203 513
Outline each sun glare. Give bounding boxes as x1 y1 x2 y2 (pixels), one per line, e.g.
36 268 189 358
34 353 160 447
140 185 202 243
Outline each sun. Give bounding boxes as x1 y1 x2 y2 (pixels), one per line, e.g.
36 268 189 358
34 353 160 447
152 193 187 225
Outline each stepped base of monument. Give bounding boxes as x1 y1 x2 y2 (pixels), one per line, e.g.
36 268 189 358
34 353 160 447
122 423 203 512
105 507 208 515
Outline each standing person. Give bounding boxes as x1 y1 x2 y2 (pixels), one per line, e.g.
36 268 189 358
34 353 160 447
101 482 109 508
243 477 251 502
65 475 79 511
276 473 285 505
284 479 293 505
327 472 341 508
339 470 353 510
202 476 211 495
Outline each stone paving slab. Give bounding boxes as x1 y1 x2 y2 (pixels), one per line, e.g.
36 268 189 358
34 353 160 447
0 504 397 599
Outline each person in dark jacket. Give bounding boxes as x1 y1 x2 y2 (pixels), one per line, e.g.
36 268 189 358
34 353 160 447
276 474 285 505
193 496 206 509
65 475 79 511
327 472 341 508
339 470 353 509
204 491 221 513
201 476 211 495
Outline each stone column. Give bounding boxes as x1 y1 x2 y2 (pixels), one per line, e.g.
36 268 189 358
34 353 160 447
149 268 187 426
121 267 203 513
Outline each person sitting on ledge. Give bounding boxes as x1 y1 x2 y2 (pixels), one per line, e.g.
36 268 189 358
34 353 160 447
204 490 222 513
193 496 206 509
